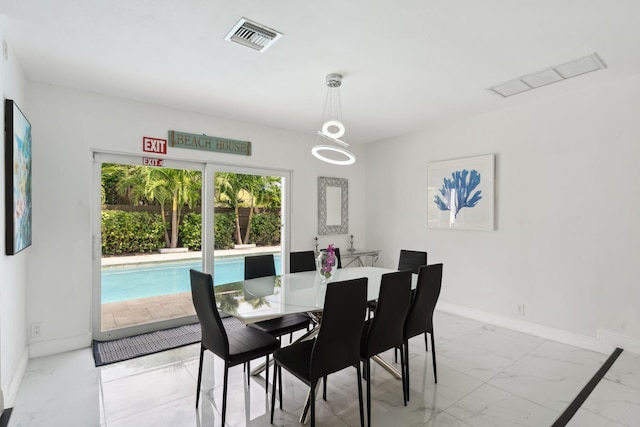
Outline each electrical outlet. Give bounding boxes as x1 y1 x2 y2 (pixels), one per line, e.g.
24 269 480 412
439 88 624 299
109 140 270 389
517 304 525 316
30 322 42 338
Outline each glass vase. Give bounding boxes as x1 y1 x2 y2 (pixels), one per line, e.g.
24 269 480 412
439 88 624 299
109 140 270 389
316 251 337 283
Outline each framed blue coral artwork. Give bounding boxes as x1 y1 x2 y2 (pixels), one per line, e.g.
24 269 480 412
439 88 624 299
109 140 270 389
427 154 495 230
5 99 32 255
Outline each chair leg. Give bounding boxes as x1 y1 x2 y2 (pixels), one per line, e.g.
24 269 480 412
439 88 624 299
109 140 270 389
247 360 250 386
265 354 270 393
310 381 316 427
424 332 428 351
356 362 365 427
430 331 438 383
399 345 407 406
270 364 278 424
195 346 205 408
404 341 410 401
323 376 327 400
221 363 229 427
365 359 371 427
278 365 283 407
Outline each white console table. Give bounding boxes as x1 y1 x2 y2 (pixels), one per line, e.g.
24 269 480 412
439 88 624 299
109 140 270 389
342 248 381 267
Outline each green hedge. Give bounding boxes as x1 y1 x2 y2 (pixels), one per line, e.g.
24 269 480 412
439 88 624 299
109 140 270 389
102 210 280 255
101 210 166 255
180 212 237 250
214 212 237 249
249 211 281 246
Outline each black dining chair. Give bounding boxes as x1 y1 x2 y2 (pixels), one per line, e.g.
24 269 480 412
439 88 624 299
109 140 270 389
397 249 427 274
244 253 277 280
403 263 443 401
360 270 412 426
270 277 368 427
245 254 312 343
368 249 427 318
290 250 317 273
189 269 281 427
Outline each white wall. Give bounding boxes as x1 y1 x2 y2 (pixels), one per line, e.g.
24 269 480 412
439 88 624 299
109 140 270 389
365 74 640 353
0 28 30 408
24 83 367 357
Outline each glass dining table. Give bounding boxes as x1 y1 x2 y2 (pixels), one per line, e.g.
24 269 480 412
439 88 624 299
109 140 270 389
214 266 411 422
216 267 417 369
214 266 399 324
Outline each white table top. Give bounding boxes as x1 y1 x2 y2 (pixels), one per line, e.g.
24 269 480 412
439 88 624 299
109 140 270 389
215 267 402 324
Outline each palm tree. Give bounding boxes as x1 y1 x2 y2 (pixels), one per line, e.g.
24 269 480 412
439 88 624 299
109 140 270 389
107 165 201 248
215 173 281 245
144 167 201 248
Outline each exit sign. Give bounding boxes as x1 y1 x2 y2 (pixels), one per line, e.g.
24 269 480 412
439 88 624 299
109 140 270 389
143 157 164 167
143 137 167 154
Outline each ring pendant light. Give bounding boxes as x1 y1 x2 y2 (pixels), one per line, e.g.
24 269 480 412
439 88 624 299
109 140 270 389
311 73 355 165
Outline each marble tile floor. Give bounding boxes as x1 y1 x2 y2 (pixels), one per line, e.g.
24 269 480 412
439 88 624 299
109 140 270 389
8 311 640 426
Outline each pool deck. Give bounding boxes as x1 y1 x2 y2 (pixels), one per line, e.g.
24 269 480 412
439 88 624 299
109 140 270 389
101 246 280 331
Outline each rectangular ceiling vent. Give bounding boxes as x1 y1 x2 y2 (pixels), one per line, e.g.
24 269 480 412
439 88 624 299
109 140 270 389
224 18 283 53
488 53 606 98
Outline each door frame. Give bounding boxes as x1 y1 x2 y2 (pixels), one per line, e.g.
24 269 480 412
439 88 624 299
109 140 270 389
91 151 291 341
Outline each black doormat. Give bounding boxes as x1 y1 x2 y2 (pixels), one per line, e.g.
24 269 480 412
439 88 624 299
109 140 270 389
0 408 12 427
92 317 245 367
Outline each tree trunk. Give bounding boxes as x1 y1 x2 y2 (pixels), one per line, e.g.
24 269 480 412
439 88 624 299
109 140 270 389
243 207 254 244
170 193 179 248
234 206 243 245
161 205 170 247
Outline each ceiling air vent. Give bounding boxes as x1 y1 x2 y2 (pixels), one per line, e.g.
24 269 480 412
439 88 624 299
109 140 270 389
489 53 607 98
224 18 283 53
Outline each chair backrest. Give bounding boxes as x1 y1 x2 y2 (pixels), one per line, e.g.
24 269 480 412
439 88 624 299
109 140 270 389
244 254 276 280
398 249 427 274
310 277 367 381
190 269 229 358
404 263 443 340
290 250 317 273
362 270 412 357
334 247 342 269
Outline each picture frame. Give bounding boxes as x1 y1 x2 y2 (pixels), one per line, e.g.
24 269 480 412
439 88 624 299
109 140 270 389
5 99 32 255
427 154 495 230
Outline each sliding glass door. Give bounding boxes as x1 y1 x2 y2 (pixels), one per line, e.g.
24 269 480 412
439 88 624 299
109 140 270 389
92 154 290 341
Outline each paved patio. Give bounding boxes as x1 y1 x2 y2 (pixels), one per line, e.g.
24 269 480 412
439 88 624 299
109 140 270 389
101 246 280 331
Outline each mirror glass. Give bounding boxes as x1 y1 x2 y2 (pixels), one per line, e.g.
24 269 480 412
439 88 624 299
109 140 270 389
318 176 348 235
325 186 342 225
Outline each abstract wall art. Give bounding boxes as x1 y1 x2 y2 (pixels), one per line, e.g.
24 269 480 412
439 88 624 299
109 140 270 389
427 154 495 230
5 99 32 254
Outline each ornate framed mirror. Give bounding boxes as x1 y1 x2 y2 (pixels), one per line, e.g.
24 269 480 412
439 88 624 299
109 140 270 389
318 176 348 235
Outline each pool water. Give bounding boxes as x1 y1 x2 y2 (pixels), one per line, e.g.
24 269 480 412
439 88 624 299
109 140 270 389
101 255 282 303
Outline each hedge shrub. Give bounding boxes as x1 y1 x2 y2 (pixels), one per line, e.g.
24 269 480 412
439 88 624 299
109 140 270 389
214 212 237 249
102 210 279 254
101 210 166 255
179 212 202 250
249 211 281 246
179 212 237 250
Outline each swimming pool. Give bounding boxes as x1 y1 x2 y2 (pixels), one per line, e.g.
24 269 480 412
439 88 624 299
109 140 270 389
101 255 282 303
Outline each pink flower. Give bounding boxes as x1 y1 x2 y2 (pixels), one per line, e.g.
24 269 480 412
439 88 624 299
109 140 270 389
320 245 336 277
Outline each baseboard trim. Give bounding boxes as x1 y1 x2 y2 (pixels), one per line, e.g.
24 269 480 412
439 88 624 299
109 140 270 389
3 348 29 408
437 302 617 355
29 333 92 358
597 330 640 354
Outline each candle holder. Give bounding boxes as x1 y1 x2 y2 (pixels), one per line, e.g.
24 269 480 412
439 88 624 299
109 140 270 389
348 234 355 252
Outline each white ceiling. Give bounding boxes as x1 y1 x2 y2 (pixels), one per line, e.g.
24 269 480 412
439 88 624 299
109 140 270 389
1 1 639 144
